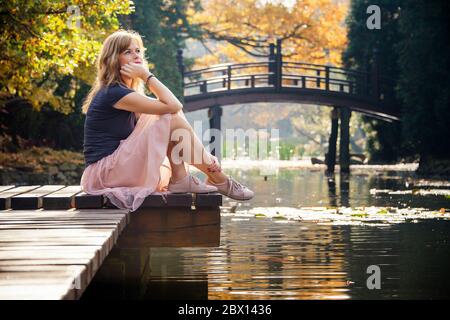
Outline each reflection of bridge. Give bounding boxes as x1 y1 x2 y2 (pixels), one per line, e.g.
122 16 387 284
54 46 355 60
176 40 400 173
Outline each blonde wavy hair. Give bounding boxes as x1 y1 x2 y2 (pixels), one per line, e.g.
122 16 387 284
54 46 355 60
81 29 147 114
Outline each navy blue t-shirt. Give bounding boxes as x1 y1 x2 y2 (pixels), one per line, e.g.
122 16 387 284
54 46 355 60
83 83 136 167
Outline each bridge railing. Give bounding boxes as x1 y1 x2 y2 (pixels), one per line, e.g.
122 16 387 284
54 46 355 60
184 62 273 95
183 60 383 101
281 62 370 95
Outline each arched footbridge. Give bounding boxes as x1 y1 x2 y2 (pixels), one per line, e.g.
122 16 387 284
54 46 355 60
177 43 399 122
175 41 399 172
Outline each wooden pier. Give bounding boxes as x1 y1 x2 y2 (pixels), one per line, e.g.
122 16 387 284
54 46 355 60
0 185 222 300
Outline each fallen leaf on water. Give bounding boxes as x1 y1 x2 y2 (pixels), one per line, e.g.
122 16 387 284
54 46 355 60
351 214 368 218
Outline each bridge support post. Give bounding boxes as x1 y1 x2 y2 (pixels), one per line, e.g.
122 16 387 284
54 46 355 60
275 39 282 91
208 106 223 160
268 43 276 86
325 107 339 174
176 49 185 90
339 107 351 174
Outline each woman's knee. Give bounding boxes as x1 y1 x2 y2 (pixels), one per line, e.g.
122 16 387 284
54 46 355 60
170 112 190 131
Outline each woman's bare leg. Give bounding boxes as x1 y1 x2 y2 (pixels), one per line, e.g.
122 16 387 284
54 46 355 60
167 140 188 183
168 111 227 184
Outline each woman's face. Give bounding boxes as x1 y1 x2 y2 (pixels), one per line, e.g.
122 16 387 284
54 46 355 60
118 40 143 67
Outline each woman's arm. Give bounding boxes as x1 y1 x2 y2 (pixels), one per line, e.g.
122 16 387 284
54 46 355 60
142 70 183 110
114 63 183 115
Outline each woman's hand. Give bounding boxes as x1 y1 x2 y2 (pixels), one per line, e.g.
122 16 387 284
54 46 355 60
207 155 222 173
120 62 150 81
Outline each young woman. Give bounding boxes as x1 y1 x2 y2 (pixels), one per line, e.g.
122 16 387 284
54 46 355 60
80 29 254 211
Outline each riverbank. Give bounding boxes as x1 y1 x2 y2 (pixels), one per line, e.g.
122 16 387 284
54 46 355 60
1 147 448 186
220 159 419 172
0 147 84 185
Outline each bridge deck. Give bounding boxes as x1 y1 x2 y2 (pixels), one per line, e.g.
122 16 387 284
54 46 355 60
0 185 222 299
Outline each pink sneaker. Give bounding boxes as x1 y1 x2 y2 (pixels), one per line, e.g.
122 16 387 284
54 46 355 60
206 176 254 201
168 175 218 193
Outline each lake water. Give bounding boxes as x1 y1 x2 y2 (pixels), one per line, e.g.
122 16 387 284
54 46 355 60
82 164 450 300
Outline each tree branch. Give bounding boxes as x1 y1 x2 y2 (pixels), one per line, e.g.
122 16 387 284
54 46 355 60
292 121 322 145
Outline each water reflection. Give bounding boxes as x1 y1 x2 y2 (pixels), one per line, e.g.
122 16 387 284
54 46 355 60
82 167 450 300
326 172 350 207
220 167 449 210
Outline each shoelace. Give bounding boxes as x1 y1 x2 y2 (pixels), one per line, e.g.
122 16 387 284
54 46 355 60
227 176 245 195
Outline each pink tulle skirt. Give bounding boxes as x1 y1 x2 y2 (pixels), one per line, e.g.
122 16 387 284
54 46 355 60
80 112 189 212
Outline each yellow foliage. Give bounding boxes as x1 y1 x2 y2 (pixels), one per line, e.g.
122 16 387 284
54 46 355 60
188 0 348 68
0 0 134 111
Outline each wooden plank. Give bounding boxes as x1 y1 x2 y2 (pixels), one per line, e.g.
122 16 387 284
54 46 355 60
0 219 124 225
75 191 216 209
0 245 102 252
0 258 93 266
105 193 193 209
127 208 221 231
0 250 98 259
0 265 87 299
0 185 41 210
117 224 220 248
0 223 122 230
0 245 106 263
195 193 222 207
166 193 193 207
0 229 117 240
117 208 220 248
0 249 101 280
0 265 87 300
0 285 75 300
0 209 129 233
0 221 127 234
0 206 130 300
0 208 128 217
0 251 100 277
0 239 114 266
74 192 103 209
43 185 83 210
0 186 15 193
141 194 168 207
11 185 66 210
0 230 118 253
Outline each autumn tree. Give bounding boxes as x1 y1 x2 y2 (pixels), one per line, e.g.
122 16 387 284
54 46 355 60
119 0 203 101
0 0 134 112
186 0 359 158
1 0 199 151
187 0 348 67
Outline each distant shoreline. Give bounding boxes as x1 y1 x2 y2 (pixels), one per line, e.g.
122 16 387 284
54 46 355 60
219 159 419 171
